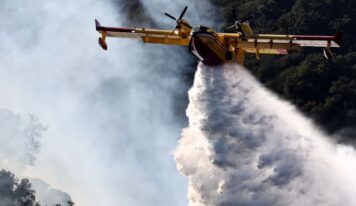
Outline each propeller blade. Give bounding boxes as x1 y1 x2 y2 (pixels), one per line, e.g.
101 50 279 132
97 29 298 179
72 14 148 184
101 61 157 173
224 25 236 31
179 6 188 19
231 8 238 21
180 21 192 29
170 27 177 35
164 12 177 21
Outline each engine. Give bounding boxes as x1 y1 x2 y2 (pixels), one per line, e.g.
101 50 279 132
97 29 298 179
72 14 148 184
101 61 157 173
98 37 108 50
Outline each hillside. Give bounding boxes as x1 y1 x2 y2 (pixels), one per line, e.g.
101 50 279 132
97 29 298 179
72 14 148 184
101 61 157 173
209 0 356 138
118 0 356 141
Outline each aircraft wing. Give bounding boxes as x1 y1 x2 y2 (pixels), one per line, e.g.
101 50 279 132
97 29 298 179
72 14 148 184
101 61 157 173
225 32 342 55
95 19 190 50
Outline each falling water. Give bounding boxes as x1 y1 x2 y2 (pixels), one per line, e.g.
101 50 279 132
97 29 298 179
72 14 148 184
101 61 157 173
175 63 356 206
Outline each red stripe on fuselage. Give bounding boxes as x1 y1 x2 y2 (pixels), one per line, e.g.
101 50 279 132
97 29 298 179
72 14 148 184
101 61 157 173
97 26 135 33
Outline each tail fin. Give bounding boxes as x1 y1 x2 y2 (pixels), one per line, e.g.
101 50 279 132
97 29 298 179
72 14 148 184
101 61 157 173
95 19 101 30
333 31 343 46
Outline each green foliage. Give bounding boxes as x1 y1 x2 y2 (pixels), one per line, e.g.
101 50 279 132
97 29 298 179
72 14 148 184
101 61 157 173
209 0 356 135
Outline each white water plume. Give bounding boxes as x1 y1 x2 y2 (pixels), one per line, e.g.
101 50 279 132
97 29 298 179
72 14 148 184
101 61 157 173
175 63 356 206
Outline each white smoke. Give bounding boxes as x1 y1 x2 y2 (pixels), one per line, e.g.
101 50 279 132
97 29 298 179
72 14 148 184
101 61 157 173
0 0 186 205
0 110 45 173
175 63 356 206
30 178 72 206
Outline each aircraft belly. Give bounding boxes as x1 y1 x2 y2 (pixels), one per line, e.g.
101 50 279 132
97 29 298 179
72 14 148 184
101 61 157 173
189 33 227 66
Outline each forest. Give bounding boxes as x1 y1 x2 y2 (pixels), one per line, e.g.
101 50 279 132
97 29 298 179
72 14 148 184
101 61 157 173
209 0 356 139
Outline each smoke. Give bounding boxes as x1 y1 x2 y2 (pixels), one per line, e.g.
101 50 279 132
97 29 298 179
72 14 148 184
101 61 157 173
30 178 72 206
139 0 221 29
0 0 187 205
0 110 45 173
175 63 356 206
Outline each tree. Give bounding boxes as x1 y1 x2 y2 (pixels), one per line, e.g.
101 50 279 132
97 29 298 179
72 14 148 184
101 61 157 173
0 170 41 206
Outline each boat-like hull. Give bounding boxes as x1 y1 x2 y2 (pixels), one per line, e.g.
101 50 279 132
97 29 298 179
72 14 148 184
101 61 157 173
189 32 231 66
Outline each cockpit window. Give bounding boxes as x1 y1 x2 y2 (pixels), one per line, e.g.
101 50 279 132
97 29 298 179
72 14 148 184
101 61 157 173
192 26 215 34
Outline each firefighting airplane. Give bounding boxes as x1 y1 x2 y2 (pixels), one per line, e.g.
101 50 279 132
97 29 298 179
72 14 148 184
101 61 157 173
95 6 342 66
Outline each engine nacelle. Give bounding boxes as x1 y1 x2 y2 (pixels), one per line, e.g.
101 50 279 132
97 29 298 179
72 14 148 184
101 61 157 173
98 37 108 50
323 47 333 60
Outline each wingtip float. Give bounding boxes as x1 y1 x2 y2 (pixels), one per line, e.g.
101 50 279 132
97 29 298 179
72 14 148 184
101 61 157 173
95 6 343 66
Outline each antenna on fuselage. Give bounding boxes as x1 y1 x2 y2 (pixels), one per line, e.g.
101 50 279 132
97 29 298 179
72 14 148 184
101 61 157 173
164 6 192 35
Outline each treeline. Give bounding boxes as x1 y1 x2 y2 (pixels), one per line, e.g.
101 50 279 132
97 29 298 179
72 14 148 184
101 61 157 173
0 170 74 206
0 170 40 206
209 0 356 137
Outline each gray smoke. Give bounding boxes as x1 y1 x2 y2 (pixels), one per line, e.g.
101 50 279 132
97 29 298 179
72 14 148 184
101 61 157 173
175 63 356 206
139 0 220 28
0 0 187 205
0 110 45 173
30 178 72 206
0 110 72 205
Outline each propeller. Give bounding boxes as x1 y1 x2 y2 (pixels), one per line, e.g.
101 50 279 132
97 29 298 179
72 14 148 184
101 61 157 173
164 6 192 35
224 8 252 32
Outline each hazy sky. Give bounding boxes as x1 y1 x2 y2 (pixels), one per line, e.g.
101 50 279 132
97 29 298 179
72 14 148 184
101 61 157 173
0 0 195 205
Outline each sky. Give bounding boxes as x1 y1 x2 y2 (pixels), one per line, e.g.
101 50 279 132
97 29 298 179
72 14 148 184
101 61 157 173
0 0 195 205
